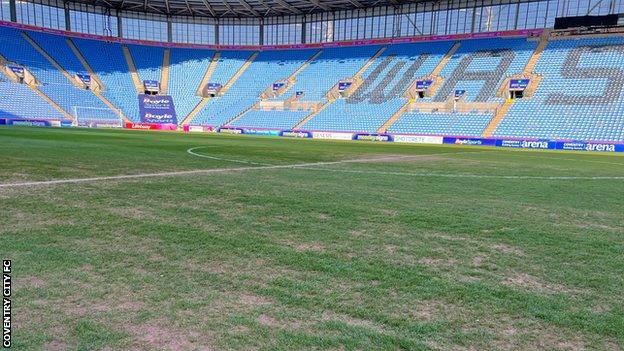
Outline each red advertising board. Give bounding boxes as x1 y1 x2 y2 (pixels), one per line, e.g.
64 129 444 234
124 122 177 131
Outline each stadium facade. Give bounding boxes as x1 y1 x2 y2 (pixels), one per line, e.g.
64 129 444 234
1 0 621 45
0 0 624 151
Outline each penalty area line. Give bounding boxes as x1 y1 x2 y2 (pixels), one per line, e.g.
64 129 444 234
1 149 621 189
0 152 466 189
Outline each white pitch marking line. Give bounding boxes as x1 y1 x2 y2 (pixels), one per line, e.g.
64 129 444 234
0 152 466 189
1 148 622 189
187 146 273 166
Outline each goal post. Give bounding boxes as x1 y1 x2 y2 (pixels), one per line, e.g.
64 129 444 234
73 106 124 128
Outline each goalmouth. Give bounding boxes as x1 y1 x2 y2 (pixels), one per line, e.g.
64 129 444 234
73 106 124 128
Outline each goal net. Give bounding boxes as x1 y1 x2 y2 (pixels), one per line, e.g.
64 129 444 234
73 106 124 128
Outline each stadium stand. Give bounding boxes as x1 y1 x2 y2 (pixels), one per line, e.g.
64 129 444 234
168 48 215 119
0 27 115 123
301 42 454 133
230 109 309 129
494 36 624 142
0 77 66 121
0 23 623 143
191 49 315 126
72 38 141 121
127 44 163 84
386 38 537 136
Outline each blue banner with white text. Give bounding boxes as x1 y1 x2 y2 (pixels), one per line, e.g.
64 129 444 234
138 94 178 124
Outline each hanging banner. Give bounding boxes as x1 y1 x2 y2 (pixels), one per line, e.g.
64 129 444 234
138 94 178 124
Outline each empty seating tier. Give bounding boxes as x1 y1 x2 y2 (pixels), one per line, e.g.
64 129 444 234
1 24 623 144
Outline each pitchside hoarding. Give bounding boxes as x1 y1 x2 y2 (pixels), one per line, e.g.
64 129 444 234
138 94 178 125
311 131 353 140
353 133 393 142
124 122 177 130
393 135 443 144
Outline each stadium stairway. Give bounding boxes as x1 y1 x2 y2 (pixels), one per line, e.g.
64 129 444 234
66 38 131 123
0 63 67 121
376 102 411 133
483 32 550 137
260 50 323 99
21 33 82 90
195 51 221 96
122 45 144 94
21 31 127 125
524 31 550 74
431 41 461 76
0 39 73 121
178 51 221 126
377 42 461 133
292 102 329 130
221 103 256 126
482 99 514 137
160 49 170 94
220 51 259 95
293 46 387 130
223 49 325 127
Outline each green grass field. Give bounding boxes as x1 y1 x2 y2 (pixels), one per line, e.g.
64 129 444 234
1 126 623 350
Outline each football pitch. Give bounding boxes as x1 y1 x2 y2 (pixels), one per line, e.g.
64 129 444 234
0 126 623 350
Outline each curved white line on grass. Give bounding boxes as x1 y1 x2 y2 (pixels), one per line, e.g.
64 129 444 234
187 146 273 166
1 149 622 189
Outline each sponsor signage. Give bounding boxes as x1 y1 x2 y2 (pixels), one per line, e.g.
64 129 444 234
509 79 530 90
8 65 24 77
496 139 554 149
353 133 393 142
442 138 624 152
143 80 160 90
80 121 121 128
281 130 312 138
338 82 352 91
218 127 243 134
311 131 353 140
6 119 51 127
243 128 281 136
393 135 443 144
124 122 177 130
558 141 623 152
184 125 214 133
77 73 91 85
272 82 286 91
138 94 178 124
443 137 497 146
207 83 222 90
415 80 433 91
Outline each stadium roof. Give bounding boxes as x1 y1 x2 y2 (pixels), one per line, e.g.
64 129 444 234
84 0 412 18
